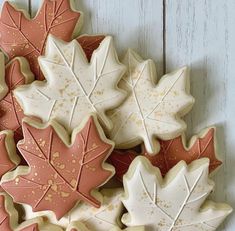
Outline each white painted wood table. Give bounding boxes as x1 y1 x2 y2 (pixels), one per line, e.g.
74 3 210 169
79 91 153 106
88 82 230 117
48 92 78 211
1 0 235 230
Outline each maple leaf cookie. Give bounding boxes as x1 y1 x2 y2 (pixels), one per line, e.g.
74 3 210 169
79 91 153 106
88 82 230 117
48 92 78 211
0 192 63 230
108 49 194 155
24 188 124 230
122 156 232 231
109 127 222 180
0 0 83 80
1 115 115 219
14 35 126 132
66 221 145 231
0 56 34 143
0 130 20 183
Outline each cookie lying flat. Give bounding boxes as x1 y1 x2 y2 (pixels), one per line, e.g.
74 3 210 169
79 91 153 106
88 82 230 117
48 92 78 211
122 156 232 231
109 127 222 181
1 115 114 219
24 188 124 230
0 0 83 80
66 221 145 231
0 129 20 183
0 56 34 142
0 36 104 142
14 35 126 132
0 193 63 231
108 49 194 155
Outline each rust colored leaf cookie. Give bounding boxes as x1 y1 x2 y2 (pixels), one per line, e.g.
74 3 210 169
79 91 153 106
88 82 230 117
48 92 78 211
77 35 105 62
0 193 63 230
0 130 19 182
1 115 114 219
145 127 222 176
0 0 82 80
108 150 136 182
109 128 222 181
0 58 34 142
0 194 12 230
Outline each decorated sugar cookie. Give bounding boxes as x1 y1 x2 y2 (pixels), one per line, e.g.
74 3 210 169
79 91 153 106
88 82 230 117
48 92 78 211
122 156 232 230
1 115 115 219
0 37 103 142
144 127 222 175
16 218 63 231
0 192 63 230
0 0 82 80
108 49 194 155
66 221 145 231
109 127 222 180
77 35 105 62
14 36 126 132
0 57 34 142
0 130 20 183
68 188 123 231
0 0 105 80
24 188 124 230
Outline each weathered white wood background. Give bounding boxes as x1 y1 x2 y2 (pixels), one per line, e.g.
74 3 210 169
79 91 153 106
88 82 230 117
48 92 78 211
2 0 235 230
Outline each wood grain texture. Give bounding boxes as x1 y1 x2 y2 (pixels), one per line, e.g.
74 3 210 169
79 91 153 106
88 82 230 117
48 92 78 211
166 1 235 230
31 0 164 76
7 0 235 230
0 0 29 11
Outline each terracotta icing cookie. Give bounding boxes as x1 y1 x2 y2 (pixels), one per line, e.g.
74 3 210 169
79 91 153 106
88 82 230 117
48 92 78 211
77 35 105 62
0 57 34 142
0 130 20 183
0 192 63 230
1 115 115 219
66 221 145 231
0 0 83 80
108 49 194 155
24 188 124 230
109 127 222 180
122 156 232 231
14 35 126 132
0 53 8 100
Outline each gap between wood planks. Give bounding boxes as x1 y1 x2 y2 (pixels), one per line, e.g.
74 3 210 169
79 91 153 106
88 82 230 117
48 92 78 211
28 0 32 17
162 0 166 75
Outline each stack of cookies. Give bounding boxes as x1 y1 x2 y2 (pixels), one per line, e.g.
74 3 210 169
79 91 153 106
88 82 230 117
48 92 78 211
0 1 232 231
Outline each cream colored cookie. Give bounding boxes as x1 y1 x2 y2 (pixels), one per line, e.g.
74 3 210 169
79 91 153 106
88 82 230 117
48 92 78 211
0 53 8 99
66 221 145 231
16 218 63 231
24 188 124 231
108 49 194 155
14 35 126 132
122 156 232 231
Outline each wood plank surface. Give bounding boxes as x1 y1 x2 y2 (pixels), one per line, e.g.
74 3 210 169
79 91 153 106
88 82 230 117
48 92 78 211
165 1 235 230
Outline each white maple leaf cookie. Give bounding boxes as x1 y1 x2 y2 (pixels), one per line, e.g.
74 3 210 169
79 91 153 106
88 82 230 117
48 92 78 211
122 156 232 231
66 221 145 231
24 188 124 231
108 50 194 154
14 35 126 132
